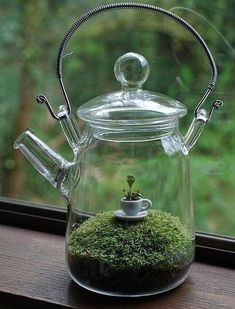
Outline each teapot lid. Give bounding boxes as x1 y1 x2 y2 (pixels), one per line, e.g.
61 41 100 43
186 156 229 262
77 52 187 141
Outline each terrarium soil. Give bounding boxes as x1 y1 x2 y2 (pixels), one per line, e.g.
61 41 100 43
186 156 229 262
68 253 191 294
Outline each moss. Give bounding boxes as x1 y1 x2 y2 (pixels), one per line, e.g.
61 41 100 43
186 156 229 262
68 210 193 272
68 210 194 294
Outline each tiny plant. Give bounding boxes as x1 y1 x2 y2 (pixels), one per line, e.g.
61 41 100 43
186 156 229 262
123 175 142 200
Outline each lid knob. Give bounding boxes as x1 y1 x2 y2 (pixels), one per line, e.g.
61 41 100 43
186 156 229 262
114 52 150 90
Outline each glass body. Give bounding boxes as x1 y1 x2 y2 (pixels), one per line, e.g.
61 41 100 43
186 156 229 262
65 126 195 297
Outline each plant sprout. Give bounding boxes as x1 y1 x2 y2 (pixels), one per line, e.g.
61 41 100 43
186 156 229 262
123 175 142 200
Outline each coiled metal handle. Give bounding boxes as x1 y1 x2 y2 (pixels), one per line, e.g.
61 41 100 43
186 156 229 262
43 2 222 120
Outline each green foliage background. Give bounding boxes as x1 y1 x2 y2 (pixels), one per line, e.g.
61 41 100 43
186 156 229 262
0 0 234 236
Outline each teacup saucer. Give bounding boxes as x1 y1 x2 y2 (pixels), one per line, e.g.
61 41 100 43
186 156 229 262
114 210 148 221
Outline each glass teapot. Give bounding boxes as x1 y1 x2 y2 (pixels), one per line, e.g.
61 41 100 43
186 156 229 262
14 3 223 297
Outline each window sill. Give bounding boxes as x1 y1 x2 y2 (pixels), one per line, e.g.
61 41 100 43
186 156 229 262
0 223 234 309
0 197 234 308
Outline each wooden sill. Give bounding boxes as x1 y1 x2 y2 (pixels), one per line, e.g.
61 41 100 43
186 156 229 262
0 224 234 309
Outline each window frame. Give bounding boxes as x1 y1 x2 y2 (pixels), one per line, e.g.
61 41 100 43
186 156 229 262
0 197 234 268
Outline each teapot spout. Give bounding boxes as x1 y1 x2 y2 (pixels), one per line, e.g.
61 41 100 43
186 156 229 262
14 128 79 197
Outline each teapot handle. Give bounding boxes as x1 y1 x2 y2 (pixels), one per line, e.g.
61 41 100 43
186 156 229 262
51 2 222 121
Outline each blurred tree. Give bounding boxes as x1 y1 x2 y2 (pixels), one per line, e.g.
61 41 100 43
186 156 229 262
3 0 47 196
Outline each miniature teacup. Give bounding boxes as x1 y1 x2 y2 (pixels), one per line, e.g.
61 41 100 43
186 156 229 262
120 197 152 216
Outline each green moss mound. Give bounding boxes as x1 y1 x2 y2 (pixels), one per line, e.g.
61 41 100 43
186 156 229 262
68 210 193 272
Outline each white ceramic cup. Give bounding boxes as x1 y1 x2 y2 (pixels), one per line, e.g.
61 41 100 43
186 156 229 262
120 197 152 216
